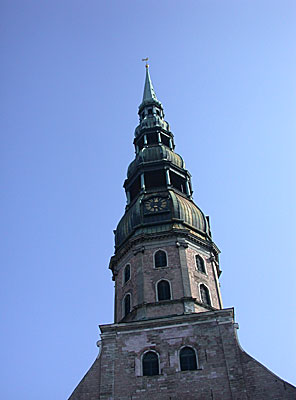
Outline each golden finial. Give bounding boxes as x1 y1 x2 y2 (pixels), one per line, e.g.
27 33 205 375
142 57 149 68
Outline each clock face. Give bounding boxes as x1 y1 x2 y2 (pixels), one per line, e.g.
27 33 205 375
145 197 168 213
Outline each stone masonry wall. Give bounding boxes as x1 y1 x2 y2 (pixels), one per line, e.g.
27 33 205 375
68 310 296 399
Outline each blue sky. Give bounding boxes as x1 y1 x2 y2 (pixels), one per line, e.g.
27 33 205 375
1 1 295 398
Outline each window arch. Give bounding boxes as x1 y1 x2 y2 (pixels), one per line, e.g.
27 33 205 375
157 280 171 301
180 346 198 371
142 351 159 376
200 284 211 306
154 250 167 268
123 293 131 317
195 255 206 274
123 264 131 284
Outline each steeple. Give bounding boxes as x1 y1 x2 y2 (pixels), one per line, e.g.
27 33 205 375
141 64 160 105
118 66 200 230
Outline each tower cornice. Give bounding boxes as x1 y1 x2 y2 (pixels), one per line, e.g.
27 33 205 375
109 228 220 274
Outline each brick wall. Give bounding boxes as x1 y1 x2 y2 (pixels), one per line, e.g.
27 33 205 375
113 236 222 323
69 309 296 399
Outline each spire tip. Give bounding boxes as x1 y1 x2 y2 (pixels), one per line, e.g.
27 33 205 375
142 57 149 68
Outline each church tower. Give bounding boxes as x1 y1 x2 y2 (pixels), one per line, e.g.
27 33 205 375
69 66 296 400
111 64 222 324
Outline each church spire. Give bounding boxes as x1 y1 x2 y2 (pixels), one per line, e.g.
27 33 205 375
142 64 159 104
139 64 162 111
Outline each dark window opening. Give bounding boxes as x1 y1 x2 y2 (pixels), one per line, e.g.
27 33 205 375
161 134 170 147
195 255 206 273
154 250 167 268
145 170 166 190
137 136 144 151
148 108 153 115
157 280 171 301
124 264 130 284
170 171 186 193
129 176 141 201
142 351 159 376
180 347 197 371
142 112 145 119
147 132 158 145
124 294 131 317
156 110 161 117
200 284 211 306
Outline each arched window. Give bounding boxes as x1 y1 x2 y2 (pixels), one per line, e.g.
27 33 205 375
200 284 211 306
157 280 171 301
142 351 159 376
180 347 197 371
124 294 131 317
154 250 167 268
195 255 206 273
124 264 130 284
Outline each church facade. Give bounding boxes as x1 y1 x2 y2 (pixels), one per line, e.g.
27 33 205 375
69 67 296 399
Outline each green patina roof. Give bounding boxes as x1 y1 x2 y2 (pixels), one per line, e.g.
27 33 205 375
115 190 209 249
140 66 162 108
114 67 210 251
142 66 158 102
170 191 207 232
127 145 185 178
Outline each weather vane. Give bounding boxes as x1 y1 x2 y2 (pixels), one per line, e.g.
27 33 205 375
142 57 149 67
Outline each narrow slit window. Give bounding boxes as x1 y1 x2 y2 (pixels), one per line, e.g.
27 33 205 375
124 264 130 284
124 294 131 317
129 175 141 201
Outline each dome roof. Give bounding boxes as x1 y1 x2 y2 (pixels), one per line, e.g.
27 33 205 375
127 145 185 178
115 190 209 249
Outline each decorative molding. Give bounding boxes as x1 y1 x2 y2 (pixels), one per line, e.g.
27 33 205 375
111 229 220 266
133 246 145 255
176 240 188 248
100 308 235 335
